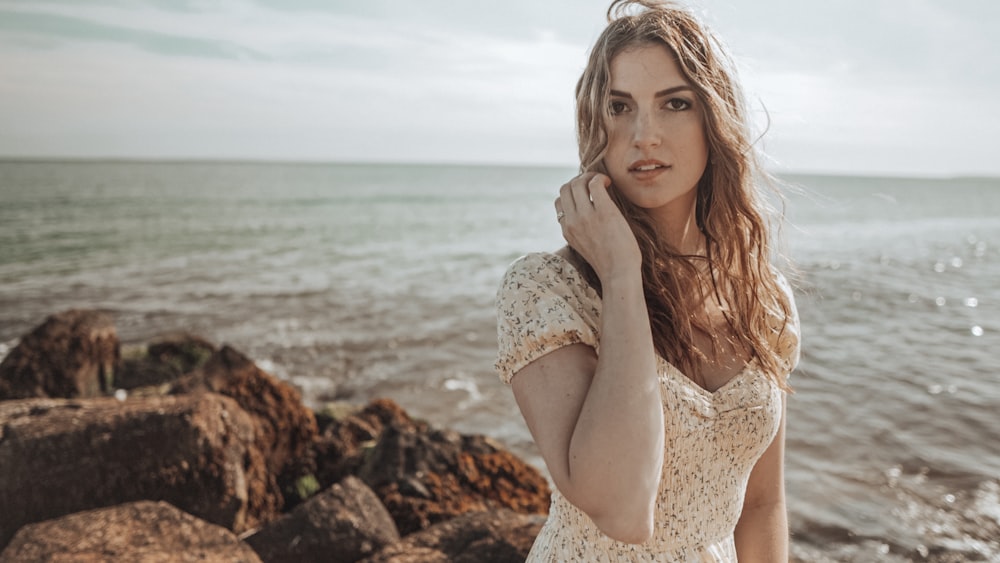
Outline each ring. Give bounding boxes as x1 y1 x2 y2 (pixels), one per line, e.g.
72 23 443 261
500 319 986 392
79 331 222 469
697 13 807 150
556 211 566 221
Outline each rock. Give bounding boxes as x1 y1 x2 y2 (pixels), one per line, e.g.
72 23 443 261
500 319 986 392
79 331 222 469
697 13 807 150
313 399 417 488
0 500 262 563
245 476 399 563
173 345 319 515
0 393 268 549
360 424 481 534
116 332 217 390
315 399 550 536
359 510 545 563
0 309 119 401
455 434 552 515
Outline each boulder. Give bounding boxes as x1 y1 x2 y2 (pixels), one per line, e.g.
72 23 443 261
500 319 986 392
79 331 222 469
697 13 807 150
116 332 216 390
314 399 550 536
456 435 553 516
313 399 419 487
0 393 268 548
360 509 545 563
172 345 319 515
245 476 399 563
0 500 263 563
0 309 118 401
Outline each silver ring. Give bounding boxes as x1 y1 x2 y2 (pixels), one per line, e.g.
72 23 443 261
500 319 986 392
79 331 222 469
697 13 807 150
556 211 566 221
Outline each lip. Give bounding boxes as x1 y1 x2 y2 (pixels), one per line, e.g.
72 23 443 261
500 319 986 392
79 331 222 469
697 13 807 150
628 159 671 180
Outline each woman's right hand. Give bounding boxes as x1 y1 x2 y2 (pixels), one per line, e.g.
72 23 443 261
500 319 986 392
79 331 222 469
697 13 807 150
555 172 642 283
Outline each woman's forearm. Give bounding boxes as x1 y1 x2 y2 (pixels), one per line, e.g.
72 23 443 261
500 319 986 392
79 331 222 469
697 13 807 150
565 271 665 541
734 499 789 561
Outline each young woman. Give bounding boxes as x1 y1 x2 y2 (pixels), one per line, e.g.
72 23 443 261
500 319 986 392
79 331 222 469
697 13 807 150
495 1 800 560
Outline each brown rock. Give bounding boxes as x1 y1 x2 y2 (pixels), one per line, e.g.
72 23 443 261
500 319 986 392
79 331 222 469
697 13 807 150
116 332 217 390
173 345 319 515
0 500 262 563
365 427 551 535
360 510 545 563
315 399 550 536
0 309 119 401
0 393 267 548
456 435 552 515
313 398 417 487
245 476 399 563
361 424 484 535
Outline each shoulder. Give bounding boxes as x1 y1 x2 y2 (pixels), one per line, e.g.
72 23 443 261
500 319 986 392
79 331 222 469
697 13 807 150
498 250 594 305
495 250 601 385
502 250 578 283
769 267 801 373
771 268 799 326
772 268 796 302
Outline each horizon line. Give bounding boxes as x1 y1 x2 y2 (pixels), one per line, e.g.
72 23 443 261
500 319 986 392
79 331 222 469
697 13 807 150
0 155 996 182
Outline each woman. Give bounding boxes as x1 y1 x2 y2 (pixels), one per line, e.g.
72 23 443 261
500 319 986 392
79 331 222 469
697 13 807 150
495 1 800 561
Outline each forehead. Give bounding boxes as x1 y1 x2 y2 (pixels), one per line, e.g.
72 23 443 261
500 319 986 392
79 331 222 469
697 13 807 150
609 43 688 89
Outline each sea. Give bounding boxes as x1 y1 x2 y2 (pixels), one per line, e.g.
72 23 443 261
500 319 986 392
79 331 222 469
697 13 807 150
1 161 997 562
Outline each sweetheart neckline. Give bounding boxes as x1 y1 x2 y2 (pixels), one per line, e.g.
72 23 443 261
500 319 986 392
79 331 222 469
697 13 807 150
658 357 759 398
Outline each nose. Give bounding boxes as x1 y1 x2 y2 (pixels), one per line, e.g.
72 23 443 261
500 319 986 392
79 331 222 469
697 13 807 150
631 110 661 149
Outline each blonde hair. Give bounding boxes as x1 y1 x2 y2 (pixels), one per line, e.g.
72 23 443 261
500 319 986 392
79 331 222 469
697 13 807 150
572 0 794 387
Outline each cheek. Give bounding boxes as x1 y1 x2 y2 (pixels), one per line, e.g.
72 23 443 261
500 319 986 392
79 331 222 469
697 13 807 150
603 130 630 176
605 126 627 154
679 125 709 162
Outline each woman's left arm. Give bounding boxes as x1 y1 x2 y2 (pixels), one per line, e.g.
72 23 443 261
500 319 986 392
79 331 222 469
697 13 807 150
734 396 789 562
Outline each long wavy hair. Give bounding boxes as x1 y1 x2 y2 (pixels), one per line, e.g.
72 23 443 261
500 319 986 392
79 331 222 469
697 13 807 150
572 0 794 387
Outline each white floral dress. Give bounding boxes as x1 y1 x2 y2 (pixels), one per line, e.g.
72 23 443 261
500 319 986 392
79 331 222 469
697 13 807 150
495 252 800 562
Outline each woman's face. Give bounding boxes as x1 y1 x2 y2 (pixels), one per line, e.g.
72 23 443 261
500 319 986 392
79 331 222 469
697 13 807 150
603 43 709 225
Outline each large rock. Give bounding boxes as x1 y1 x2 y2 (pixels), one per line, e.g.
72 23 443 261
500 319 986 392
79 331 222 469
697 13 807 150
245 476 399 563
314 399 550 536
312 399 416 487
0 309 118 401
173 345 319 515
0 501 263 563
360 510 545 563
0 393 268 549
116 332 217 391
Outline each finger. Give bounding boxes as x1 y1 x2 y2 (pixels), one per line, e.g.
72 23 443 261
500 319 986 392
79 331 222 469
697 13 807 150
568 173 597 211
558 182 577 214
554 197 566 223
587 174 614 208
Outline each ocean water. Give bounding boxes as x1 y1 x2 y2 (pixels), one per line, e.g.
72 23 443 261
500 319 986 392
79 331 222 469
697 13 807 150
1 161 998 561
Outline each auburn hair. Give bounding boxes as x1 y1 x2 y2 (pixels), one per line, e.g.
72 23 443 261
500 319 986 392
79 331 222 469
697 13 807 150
571 0 794 387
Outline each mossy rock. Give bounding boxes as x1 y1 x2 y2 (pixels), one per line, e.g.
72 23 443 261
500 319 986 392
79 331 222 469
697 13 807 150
115 333 217 390
314 401 363 431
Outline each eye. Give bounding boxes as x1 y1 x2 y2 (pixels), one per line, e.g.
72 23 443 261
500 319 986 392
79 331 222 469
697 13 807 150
609 100 630 115
665 98 692 111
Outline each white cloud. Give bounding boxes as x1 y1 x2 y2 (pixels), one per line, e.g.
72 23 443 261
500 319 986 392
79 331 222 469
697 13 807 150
0 0 997 175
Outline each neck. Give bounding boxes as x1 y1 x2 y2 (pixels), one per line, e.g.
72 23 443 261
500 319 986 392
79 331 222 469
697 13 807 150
649 195 704 255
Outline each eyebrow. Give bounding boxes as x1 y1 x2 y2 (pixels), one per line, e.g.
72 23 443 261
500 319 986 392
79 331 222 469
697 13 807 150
609 85 693 99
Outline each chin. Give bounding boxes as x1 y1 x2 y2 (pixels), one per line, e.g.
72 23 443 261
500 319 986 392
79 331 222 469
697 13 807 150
623 191 693 211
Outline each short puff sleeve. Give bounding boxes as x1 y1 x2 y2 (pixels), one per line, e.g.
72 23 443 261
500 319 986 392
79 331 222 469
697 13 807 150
494 253 600 385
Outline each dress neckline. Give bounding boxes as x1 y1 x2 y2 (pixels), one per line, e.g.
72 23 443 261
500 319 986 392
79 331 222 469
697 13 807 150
659 357 759 398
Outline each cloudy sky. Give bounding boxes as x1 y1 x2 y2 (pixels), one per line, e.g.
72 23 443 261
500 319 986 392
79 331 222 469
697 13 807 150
1 0 997 176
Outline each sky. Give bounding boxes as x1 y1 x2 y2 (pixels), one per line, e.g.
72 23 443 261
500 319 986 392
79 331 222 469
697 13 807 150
0 0 997 177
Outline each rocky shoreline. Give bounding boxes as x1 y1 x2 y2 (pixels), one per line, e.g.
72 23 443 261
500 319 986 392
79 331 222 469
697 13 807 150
0 310 551 562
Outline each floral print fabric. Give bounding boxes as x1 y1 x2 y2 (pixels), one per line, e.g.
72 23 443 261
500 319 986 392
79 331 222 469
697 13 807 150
495 252 800 562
